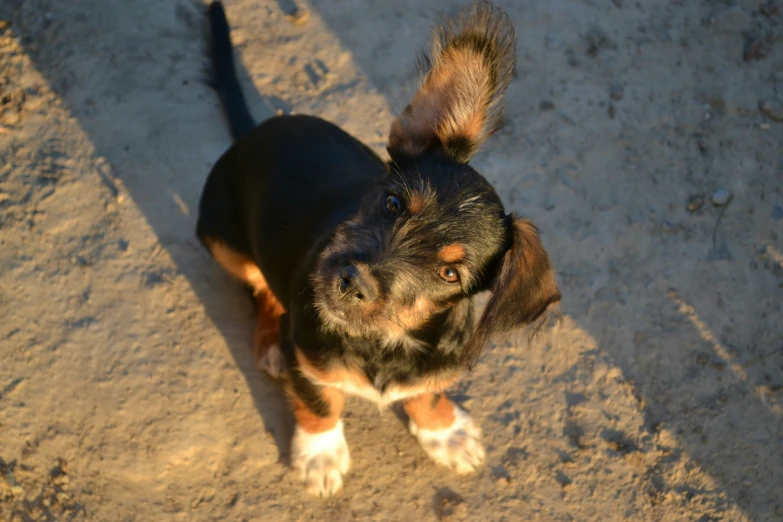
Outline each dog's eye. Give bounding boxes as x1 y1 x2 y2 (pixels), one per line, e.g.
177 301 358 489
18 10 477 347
385 194 402 215
438 266 459 283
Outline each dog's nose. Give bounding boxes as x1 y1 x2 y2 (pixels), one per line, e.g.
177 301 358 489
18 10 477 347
338 265 378 302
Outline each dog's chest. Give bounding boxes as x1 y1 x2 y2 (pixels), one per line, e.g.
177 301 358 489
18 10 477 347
302 370 425 406
296 344 460 405
300 362 459 407
331 379 424 406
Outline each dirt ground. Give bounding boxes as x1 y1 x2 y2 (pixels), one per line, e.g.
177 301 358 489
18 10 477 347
0 0 781 520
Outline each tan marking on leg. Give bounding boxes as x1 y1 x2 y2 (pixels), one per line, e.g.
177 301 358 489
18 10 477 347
203 238 287 373
204 237 269 293
253 289 286 361
289 385 345 434
404 392 457 431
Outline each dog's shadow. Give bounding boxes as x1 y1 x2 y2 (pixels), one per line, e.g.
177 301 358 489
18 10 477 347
6 0 300 460
191 6 299 461
201 11 299 460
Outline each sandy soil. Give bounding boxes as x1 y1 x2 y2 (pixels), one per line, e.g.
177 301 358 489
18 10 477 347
0 0 781 520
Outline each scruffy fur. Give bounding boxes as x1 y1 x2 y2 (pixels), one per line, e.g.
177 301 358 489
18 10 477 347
389 1 517 162
198 1 561 496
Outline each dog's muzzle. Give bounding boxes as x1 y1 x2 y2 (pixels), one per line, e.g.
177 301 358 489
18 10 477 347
337 264 379 304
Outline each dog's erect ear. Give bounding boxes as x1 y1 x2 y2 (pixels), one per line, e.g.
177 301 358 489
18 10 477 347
462 216 561 367
388 1 516 163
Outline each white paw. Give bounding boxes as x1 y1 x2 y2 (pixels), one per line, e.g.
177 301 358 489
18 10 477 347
291 420 350 497
409 405 485 474
258 343 284 379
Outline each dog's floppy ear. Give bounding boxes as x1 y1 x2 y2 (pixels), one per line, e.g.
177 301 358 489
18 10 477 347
388 1 516 163
462 216 561 367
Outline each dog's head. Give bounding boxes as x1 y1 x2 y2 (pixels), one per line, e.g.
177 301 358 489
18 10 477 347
312 1 560 365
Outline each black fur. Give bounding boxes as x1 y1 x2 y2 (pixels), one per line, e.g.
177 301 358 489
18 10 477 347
198 1 560 420
208 1 255 140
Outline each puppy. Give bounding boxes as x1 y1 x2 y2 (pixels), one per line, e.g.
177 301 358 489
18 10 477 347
198 0 561 497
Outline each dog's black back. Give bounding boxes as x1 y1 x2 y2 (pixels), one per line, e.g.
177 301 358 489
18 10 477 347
199 116 386 302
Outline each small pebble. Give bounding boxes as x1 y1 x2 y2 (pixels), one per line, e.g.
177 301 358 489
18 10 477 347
712 189 731 206
539 100 555 111
759 99 783 122
772 204 783 221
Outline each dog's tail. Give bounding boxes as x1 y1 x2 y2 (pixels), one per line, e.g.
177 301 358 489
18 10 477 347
209 1 256 140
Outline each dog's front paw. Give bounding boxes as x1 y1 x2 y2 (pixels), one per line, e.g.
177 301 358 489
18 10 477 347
409 405 485 474
291 420 350 497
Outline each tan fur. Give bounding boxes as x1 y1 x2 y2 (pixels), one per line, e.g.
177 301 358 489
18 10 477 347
295 347 373 389
439 244 466 264
289 385 344 434
462 216 561 367
389 48 494 157
203 237 286 364
408 191 426 214
252 290 286 362
396 296 440 330
388 1 516 162
404 393 457 430
204 237 269 292
428 48 491 145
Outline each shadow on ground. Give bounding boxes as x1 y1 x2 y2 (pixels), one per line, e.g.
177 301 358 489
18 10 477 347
6 0 296 457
